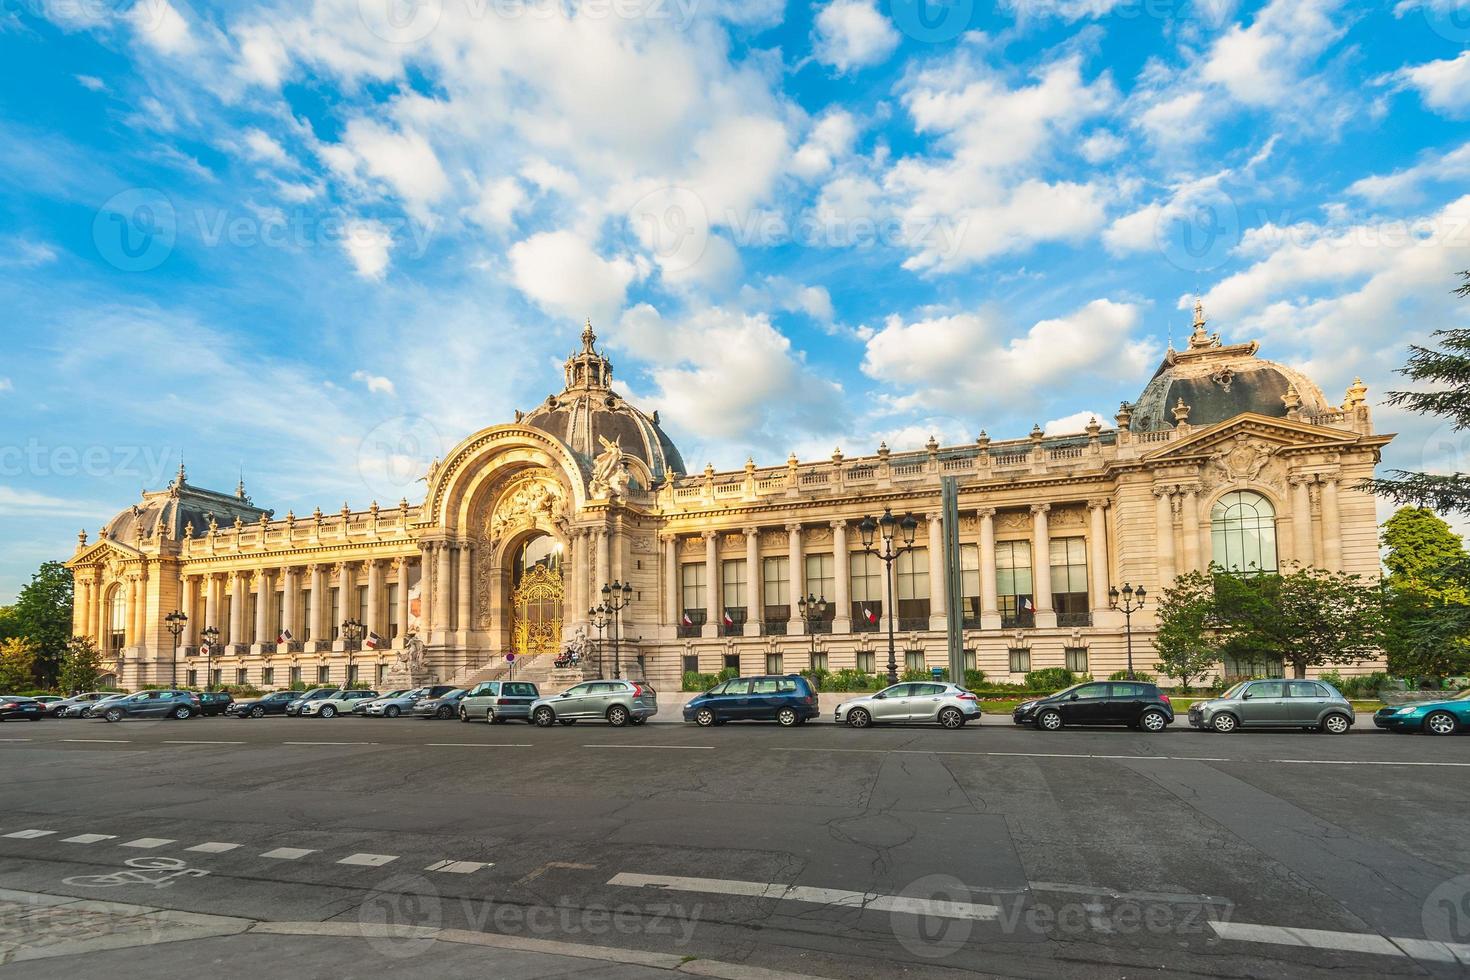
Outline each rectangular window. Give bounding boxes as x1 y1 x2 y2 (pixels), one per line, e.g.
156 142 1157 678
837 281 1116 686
1009 648 1031 673
274 592 285 641
723 653 740 672
244 595 256 644
959 543 981 625
721 560 747 635
682 655 699 675
357 584 369 626
347 664 359 685
680 562 707 613
298 589 311 642
855 650 875 674
963 648 976 672
210 668 222 688
996 541 1035 628
387 583 401 638
905 650 926 672
289 666 302 687
1050 537 1090 627
222 597 233 646
262 667 274 686
810 651 829 672
377 663 388 683
765 653 784 675
329 588 341 640
1222 655 1285 679
803 554 837 632
317 665 331 684
1065 646 1089 673
187 669 198 687
896 548 930 630
849 551 882 631
763 556 790 626
236 668 248 685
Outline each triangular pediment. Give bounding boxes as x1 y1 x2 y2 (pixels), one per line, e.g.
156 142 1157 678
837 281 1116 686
1142 412 1372 462
66 538 143 568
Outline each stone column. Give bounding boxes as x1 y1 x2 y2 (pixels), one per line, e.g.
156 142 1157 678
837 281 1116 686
338 562 357 642
205 574 220 634
123 576 137 647
229 572 246 649
253 569 271 647
926 513 946 630
566 531 584 626
703 530 720 638
434 542 452 634
365 559 382 639
1291 475 1314 566
308 564 324 646
1180 486 1202 574
664 534 679 629
1087 499 1112 619
181 576 198 646
596 529 611 594
979 508 999 630
744 527 762 636
1154 488 1177 585
1321 476 1343 571
397 558 413 644
455 543 472 634
1031 504 1056 628
787 523 805 636
831 520 851 633
418 544 435 634
1311 483 1327 568
280 567 297 644
78 577 91 639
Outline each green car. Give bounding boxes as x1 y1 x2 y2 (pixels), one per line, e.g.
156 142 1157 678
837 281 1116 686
1373 689 1470 735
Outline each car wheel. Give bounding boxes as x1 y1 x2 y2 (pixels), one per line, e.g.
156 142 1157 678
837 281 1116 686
776 707 799 727
1210 712 1238 733
846 707 871 729
250 706 265 719
385 705 401 718
1139 710 1168 733
1320 713 1351 734
938 707 965 729
80 708 93 718
1037 709 1063 731
490 715 507 725
459 707 470 722
533 707 556 727
607 705 630 727
694 707 716 727
1425 711 1458 736
104 708 123 723
320 705 336 719
437 706 453 719
172 706 192 720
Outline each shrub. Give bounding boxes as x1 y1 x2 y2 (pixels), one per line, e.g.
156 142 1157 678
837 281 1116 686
964 669 986 690
1024 667 1075 691
1108 669 1156 683
901 668 937 683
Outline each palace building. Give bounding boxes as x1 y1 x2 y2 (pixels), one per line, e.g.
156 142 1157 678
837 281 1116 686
66 306 1390 691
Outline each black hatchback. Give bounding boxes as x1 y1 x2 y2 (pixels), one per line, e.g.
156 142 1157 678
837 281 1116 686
0 696 45 722
1014 681 1174 732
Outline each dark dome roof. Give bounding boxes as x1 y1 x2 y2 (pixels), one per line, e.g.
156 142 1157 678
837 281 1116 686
519 322 685 485
1131 305 1329 432
101 466 271 546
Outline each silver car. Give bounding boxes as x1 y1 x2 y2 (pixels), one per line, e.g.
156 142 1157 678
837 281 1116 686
459 680 541 723
529 680 657 727
363 685 456 718
50 692 118 718
835 682 981 729
1189 679 1355 734
62 693 128 718
299 689 379 718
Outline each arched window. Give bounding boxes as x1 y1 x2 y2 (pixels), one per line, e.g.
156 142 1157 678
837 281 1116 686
107 586 127 653
1211 491 1278 574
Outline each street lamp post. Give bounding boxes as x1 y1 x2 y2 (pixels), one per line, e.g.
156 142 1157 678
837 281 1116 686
600 581 634 679
796 593 828 666
164 610 187 688
200 626 219 691
588 605 610 679
341 619 364 689
858 508 919 686
1109 583 1147 680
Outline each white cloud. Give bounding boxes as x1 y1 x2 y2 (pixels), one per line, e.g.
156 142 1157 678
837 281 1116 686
812 0 901 73
1079 130 1126 163
0 238 59 269
75 74 105 91
240 128 289 165
510 230 639 322
1396 51 1470 117
341 219 394 280
128 0 194 55
351 370 396 397
792 110 859 180
326 118 451 215
999 0 1128 20
0 486 107 519
1103 170 1230 255
468 176 527 231
232 22 290 88
1347 141 1470 204
1200 0 1346 108
0 378 11 393
1044 410 1111 435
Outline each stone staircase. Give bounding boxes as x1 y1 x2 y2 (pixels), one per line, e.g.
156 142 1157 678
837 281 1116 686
450 654 600 693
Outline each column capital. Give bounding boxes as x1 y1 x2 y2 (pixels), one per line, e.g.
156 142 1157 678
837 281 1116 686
701 529 719 541
743 526 761 538
1030 503 1051 516
829 518 847 530
1152 485 1175 499
1178 483 1202 498
977 506 997 519
785 522 803 534
1086 497 1110 511
925 511 942 523
1288 472 1312 487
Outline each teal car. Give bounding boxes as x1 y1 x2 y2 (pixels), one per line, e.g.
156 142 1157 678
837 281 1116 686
1373 689 1470 735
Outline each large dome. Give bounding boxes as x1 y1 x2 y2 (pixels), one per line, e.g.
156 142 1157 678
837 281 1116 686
100 465 271 546
1131 304 1330 432
519 322 685 486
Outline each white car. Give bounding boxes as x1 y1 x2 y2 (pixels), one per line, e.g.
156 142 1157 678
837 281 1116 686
298 689 380 718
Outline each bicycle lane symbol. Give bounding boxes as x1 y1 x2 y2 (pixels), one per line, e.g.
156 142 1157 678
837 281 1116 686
62 856 211 890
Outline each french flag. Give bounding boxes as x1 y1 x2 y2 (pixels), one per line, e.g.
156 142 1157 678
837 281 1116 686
863 607 878 625
277 629 293 644
1020 597 1033 612
722 611 734 628
681 612 693 627
365 632 383 650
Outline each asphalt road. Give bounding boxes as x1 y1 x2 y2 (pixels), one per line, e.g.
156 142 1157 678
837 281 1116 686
2 712 1468 978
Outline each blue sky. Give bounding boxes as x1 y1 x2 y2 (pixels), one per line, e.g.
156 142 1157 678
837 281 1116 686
1 0 1469 601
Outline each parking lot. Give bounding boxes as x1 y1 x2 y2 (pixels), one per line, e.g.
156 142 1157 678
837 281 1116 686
2 715 1468 977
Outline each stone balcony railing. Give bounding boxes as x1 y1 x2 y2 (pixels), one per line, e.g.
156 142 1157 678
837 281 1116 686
180 502 424 559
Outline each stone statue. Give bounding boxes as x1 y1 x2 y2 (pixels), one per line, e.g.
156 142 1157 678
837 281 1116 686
396 633 427 688
564 626 590 661
591 435 630 498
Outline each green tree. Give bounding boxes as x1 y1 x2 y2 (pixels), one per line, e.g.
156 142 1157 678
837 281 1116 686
1364 272 1470 512
1382 507 1469 593
1379 506 1470 680
56 635 104 694
0 637 39 690
1151 570 1225 691
1215 565 1385 679
6 561 74 686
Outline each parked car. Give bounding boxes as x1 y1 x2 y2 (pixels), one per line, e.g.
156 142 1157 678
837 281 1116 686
195 691 234 716
684 675 819 727
230 690 298 718
364 686 456 718
63 693 129 718
300 689 379 718
1014 681 1175 732
49 692 117 718
530 680 657 727
413 689 468 719
353 690 406 715
0 696 45 722
1373 688 1470 735
1188 679 1352 734
459 681 540 723
30 696 63 708
99 690 202 722
835 682 981 729
285 688 343 716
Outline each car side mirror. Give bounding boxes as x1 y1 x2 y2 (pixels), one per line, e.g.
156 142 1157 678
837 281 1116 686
1242 692 1252 700
1069 693 1080 701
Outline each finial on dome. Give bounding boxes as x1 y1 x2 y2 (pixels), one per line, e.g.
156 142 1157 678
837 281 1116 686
1188 298 1214 349
235 470 247 500
582 318 597 352
175 458 187 486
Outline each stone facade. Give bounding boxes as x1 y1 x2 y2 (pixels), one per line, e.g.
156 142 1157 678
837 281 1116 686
66 309 1391 691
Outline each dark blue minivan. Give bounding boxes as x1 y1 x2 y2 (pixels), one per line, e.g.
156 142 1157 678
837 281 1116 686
683 675 819 727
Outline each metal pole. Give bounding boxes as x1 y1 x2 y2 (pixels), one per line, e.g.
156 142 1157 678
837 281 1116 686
1125 607 1135 680
884 542 898 686
941 477 965 685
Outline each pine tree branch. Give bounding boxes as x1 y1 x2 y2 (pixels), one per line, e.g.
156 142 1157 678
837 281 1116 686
1360 472 1470 516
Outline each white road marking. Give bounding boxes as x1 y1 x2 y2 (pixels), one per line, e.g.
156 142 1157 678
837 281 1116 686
260 847 316 860
424 860 489 874
61 834 116 844
1210 921 1403 958
1271 759 1470 768
186 842 241 853
3 829 55 839
338 853 399 867
163 740 245 745
582 744 715 750
424 743 533 748
282 741 377 746
0 738 33 742
120 837 176 849
608 873 1002 921
60 739 130 744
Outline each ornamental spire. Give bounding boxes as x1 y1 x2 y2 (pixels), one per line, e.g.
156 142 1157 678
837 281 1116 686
581 317 597 352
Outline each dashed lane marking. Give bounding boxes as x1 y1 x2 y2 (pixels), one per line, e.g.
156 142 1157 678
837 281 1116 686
338 853 399 867
120 838 176 849
1210 920 1470 965
59 739 131 744
186 842 242 853
1270 759 1470 768
3 829 56 839
163 740 246 745
608 873 1002 921
582 744 716 750
260 847 317 860
281 741 378 746
424 743 534 748
61 834 116 844
425 860 490 874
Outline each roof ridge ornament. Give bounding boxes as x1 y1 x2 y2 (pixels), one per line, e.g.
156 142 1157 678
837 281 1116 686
1188 298 1219 350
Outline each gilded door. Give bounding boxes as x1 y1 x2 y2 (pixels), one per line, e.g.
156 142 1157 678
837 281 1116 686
512 564 564 659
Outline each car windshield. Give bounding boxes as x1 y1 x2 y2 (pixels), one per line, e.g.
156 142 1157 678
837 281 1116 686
446 689 465 698
1451 689 1470 701
1220 682 1248 700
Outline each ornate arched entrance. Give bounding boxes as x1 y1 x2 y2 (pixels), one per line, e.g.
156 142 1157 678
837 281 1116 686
511 534 564 659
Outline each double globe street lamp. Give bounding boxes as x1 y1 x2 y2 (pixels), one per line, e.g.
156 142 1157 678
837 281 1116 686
857 507 918 686
1109 583 1147 681
199 625 220 691
796 593 827 665
341 618 365 688
588 604 610 679
599 581 634 679
164 609 187 688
